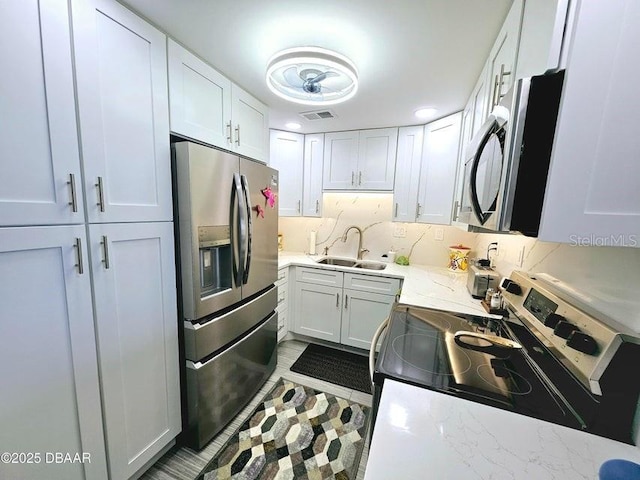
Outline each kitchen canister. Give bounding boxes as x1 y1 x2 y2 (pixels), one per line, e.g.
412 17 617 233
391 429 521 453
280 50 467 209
448 244 471 272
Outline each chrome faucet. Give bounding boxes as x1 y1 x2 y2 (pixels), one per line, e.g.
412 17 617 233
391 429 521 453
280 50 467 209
341 225 369 259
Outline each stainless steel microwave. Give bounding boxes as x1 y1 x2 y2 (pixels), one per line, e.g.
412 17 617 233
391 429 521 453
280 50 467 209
458 70 565 236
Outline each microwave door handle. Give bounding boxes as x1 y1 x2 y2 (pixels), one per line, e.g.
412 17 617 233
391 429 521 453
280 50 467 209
240 174 252 284
231 173 245 287
470 120 501 225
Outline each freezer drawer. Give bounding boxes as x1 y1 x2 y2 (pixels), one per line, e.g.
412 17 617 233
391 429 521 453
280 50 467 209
185 313 277 449
183 286 276 361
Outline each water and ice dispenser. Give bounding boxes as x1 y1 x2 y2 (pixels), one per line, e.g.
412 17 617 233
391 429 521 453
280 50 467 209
197 226 232 298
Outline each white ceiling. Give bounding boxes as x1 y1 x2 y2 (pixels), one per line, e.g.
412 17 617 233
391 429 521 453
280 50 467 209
121 0 512 133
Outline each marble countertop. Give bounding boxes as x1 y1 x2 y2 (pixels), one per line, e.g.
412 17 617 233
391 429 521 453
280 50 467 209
365 379 640 480
278 251 500 318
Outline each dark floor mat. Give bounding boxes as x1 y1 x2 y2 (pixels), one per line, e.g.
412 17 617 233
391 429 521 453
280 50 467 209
290 343 372 394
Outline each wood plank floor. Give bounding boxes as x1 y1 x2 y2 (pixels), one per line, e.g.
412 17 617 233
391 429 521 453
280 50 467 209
141 339 372 480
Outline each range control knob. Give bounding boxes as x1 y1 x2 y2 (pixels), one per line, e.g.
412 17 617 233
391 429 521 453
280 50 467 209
500 279 523 295
566 331 599 355
553 320 580 339
544 313 565 329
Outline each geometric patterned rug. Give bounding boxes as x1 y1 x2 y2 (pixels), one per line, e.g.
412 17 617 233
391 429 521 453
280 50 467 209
197 378 370 480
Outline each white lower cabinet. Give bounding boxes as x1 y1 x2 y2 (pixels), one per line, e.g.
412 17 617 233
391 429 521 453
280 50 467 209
293 267 399 348
89 222 180 479
276 266 290 341
0 226 108 480
340 289 395 350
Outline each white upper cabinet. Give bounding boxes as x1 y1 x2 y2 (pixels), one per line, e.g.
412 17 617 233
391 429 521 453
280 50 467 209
0 226 108 480
393 126 424 222
0 0 84 226
417 113 462 225
167 41 269 162
302 134 325 217
90 222 180 478
269 130 304 217
72 0 172 224
323 131 359 190
486 0 524 115
168 39 232 149
516 0 568 78
231 84 269 163
539 0 640 246
392 115 461 225
452 102 474 225
470 63 491 137
323 128 397 191
358 128 398 190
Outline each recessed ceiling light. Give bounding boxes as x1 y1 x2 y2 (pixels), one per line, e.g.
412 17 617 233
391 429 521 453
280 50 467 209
285 122 301 130
266 47 358 106
414 107 438 119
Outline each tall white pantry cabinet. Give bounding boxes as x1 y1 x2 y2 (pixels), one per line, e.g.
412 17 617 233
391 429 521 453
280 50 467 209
0 1 180 480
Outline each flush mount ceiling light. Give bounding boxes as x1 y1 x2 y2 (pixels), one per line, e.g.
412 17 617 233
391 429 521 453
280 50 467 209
414 107 438 119
285 122 301 130
266 47 358 106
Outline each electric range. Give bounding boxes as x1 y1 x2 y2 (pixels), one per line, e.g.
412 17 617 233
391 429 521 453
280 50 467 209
372 272 640 444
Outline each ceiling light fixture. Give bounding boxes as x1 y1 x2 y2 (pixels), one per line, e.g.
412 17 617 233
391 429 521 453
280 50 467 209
266 47 358 106
414 107 438 119
285 122 301 130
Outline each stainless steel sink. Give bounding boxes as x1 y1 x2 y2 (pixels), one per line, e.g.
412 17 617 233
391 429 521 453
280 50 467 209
315 257 386 270
315 258 357 267
354 262 387 271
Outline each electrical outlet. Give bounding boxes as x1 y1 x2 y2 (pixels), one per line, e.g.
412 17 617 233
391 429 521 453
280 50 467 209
434 228 444 241
393 226 407 238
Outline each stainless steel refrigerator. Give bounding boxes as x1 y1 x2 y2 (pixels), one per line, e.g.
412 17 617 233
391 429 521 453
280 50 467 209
172 141 278 449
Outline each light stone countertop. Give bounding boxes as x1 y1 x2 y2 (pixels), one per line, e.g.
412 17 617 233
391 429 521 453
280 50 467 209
278 251 500 318
365 379 640 480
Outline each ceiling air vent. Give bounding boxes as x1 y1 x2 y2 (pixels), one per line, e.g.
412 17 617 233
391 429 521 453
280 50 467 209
299 109 337 121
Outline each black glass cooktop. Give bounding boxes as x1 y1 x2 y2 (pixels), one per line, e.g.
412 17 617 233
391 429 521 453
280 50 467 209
373 305 583 430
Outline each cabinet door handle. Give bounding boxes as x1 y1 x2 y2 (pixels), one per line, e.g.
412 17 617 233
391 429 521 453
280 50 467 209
336 293 340 308
226 122 233 143
101 235 110 269
344 294 348 309
358 171 362 186
67 173 78 213
416 203 422 218
96 176 105 212
351 171 355 186
235 125 240 146
493 74 500 108
74 237 84 275
497 64 511 104
297 200 301 213
395 202 399 218
453 200 460 221
315 199 319 214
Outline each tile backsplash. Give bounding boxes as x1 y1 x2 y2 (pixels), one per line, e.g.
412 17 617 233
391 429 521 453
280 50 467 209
278 193 475 267
279 192 640 332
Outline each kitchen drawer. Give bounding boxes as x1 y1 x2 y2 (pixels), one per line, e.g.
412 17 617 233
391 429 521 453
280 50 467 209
276 284 288 312
277 307 287 331
296 266 343 287
276 267 288 286
344 273 401 295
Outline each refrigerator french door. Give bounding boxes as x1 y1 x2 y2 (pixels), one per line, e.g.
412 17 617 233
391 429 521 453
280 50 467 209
173 141 278 449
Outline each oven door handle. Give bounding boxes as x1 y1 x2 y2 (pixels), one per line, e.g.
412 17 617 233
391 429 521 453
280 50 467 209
453 331 522 351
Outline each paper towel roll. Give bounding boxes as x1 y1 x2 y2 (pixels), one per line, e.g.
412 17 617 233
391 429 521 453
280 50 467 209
309 231 316 255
